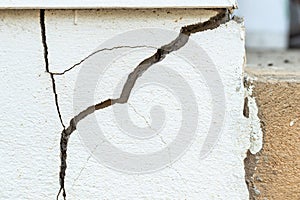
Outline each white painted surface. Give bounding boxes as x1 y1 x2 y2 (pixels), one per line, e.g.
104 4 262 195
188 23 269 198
0 10 61 199
0 9 249 200
243 80 263 154
0 0 237 9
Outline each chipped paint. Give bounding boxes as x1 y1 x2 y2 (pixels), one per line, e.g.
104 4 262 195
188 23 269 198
244 77 263 154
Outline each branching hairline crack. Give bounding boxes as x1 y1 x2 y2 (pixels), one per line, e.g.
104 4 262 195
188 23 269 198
50 45 157 75
56 9 228 200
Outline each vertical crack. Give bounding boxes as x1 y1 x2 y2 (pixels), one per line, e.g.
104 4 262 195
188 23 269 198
40 9 66 130
40 9 67 200
54 9 229 199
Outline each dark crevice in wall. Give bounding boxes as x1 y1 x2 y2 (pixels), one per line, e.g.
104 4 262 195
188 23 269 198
40 9 66 130
47 9 229 199
243 97 249 118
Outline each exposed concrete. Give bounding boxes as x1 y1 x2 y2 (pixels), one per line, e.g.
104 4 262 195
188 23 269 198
245 50 300 200
246 50 300 81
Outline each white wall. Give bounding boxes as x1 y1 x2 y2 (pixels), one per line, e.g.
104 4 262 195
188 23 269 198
0 9 251 200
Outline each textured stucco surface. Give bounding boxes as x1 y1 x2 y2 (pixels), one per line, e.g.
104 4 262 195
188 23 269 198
0 10 61 199
0 9 248 199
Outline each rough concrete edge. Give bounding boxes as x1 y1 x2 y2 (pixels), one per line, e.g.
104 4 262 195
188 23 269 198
243 75 264 200
234 19 262 200
244 77 263 154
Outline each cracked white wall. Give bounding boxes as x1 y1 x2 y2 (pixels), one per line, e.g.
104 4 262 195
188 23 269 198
0 9 249 200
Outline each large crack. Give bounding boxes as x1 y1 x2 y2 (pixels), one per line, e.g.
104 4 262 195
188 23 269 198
48 9 229 200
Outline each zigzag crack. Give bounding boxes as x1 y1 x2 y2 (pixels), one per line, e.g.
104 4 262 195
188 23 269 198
53 9 228 200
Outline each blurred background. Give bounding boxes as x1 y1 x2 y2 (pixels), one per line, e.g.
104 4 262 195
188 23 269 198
235 0 300 49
